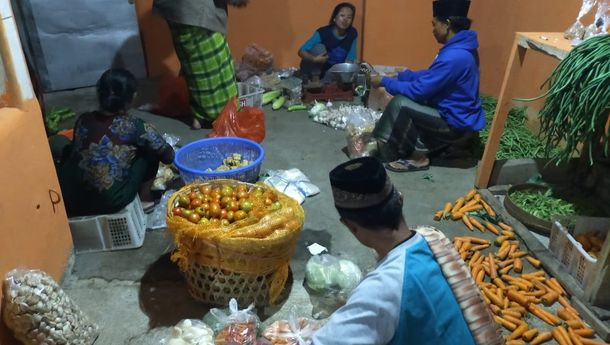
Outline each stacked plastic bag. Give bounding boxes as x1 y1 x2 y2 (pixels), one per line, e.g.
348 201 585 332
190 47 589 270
303 255 363 319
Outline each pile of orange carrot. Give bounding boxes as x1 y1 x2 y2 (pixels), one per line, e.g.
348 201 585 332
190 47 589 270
437 189 608 345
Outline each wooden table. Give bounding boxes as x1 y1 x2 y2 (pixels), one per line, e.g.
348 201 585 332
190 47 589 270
475 32 574 188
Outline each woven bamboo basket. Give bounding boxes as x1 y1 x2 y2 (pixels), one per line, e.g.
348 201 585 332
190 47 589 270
166 179 304 306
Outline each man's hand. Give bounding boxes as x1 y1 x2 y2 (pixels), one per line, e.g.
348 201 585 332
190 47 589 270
313 53 329 64
370 74 383 88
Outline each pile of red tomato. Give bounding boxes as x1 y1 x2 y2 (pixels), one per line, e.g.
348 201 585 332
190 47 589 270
172 183 282 225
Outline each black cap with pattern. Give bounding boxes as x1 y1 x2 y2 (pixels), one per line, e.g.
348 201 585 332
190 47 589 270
433 0 471 18
329 157 393 209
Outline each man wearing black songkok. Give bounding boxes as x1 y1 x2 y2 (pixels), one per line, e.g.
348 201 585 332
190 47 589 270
368 0 484 173
312 158 503 345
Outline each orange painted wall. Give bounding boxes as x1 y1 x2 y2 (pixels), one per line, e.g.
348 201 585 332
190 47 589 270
136 0 593 103
0 19 72 345
135 0 364 78
226 0 364 71
363 0 587 100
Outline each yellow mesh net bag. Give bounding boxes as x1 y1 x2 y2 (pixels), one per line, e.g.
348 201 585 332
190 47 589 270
166 180 304 306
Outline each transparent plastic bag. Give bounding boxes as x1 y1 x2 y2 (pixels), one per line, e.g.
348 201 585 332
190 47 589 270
262 308 321 345
209 299 260 344
2 269 99 345
565 0 598 40
236 44 274 81
303 255 363 319
584 0 609 39
164 319 215 345
147 189 176 230
346 109 377 159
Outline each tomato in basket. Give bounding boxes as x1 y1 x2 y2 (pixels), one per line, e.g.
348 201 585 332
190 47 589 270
172 182 284 224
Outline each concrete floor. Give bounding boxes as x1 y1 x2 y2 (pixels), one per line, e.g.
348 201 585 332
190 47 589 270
44 83 490 344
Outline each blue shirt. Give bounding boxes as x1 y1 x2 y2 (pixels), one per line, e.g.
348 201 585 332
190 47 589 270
300 31 357 62
312 233 475 345
381 30 484 131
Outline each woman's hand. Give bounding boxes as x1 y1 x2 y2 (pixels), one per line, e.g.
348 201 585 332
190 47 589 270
370 74 383 88
313 53 329 64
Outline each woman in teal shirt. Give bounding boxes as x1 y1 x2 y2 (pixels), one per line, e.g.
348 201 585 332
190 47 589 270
298 2 358 80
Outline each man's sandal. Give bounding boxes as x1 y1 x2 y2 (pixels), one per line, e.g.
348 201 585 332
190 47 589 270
385 159 430 172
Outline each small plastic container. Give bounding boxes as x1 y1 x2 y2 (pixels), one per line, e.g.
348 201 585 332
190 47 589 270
238 82 264 108
174 137 265 183
549 216 610 288
68 196 147 253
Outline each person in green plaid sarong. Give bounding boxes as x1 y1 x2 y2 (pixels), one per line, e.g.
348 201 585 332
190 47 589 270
153 0 249 129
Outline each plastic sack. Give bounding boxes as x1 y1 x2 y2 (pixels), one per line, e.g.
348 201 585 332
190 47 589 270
262 309 321 345
152 133 180 191
565 0 598 40
2 269 99 345
346 109 377 159
209 299 260 344
263 168 320 204
164 319 214 345
584 0 609 39
303 255 363 319
367 86 394 111
236 44 274 81
147 189 176 230
208 97 266 143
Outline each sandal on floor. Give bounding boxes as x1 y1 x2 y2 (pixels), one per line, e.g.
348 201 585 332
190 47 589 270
385 159 430 172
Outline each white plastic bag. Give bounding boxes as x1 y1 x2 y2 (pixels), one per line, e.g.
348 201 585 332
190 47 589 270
263 169 320 204
303 255 363 319
262 308 321 345
584 0 609 39
2 269 99 345
565 0 598 40
165 319 214 345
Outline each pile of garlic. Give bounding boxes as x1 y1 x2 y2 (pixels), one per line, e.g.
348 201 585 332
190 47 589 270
166 319 214 345
2 269 99 345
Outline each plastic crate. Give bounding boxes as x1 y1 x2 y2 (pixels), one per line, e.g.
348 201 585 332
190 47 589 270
549 216 610 288
238 82 264 108
174 137 265 183
68 196 147 253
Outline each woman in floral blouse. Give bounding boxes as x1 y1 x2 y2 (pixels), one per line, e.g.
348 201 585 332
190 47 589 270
58 69 175 216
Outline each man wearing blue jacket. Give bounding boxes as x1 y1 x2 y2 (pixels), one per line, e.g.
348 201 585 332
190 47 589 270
369 0 484 172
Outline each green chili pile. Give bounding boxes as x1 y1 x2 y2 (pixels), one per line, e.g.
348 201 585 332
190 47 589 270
520 35 610 165
509 189 576 221
480 96 550 160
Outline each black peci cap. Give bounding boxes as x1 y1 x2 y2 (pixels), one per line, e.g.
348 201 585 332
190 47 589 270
329 157 393 209
433 0 471 18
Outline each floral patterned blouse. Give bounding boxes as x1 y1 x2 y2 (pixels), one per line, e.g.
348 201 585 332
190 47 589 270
71 112 171 192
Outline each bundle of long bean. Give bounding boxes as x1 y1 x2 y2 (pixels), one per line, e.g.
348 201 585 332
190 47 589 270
521 35 610 165
480 96 550 160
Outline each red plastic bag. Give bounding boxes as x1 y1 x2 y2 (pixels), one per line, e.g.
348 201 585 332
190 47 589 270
208 97 265 143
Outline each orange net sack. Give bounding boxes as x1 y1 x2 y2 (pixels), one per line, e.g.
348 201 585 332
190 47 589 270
166 180 304 306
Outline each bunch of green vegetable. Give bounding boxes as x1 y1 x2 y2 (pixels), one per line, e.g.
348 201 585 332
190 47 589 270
509 189 577 221
519 35 610 164
480 96 550 160
45 107 76 133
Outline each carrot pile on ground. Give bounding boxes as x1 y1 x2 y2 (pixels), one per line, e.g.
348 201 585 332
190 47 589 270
434 189 609 345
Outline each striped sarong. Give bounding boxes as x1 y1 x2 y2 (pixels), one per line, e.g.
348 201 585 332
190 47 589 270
416 225 505 345
169 22 238 121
